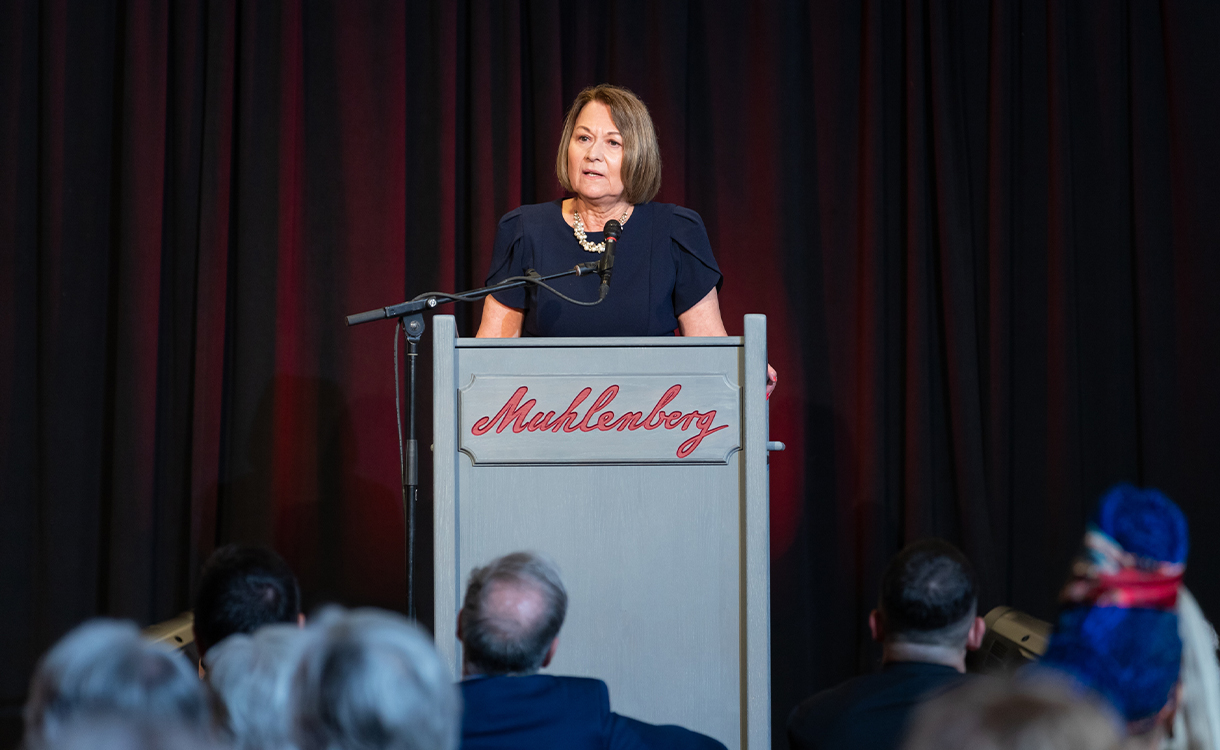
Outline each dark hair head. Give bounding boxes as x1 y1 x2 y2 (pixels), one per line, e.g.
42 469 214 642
458 552 567 675
880 539 978 646
193 545 300 656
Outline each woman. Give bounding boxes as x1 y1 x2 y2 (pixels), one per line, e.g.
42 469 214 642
477 83 777 394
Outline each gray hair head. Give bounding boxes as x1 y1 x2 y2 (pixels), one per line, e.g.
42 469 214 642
41 716 227 750
24 619 214 749
901 675 1122 750
294 607 460 750
206 623 306 750
458 551 568 675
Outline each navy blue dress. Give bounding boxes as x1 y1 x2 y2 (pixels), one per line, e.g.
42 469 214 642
484 200 723 337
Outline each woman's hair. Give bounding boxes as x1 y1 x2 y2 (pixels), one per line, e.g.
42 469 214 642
555 84 662 204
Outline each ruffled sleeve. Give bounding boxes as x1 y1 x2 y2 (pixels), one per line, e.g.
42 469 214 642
670 206 723 315
484 208 528 309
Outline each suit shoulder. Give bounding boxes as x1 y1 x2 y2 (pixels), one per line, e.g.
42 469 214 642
552 675 611 700
788 674 876 731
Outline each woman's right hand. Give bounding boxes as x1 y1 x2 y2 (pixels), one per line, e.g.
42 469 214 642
476 295 525 338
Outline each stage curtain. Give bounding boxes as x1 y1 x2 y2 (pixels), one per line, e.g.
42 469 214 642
3 1 1219 745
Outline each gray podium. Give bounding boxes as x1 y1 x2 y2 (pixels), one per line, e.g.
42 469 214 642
432 314 774 750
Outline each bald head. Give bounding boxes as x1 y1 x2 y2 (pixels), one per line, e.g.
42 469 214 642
485 581 549 632
458 552 567 676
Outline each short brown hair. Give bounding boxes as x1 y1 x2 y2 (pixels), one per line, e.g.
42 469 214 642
555 84 662 204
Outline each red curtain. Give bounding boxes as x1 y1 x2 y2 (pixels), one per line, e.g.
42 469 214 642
3 1 1220 743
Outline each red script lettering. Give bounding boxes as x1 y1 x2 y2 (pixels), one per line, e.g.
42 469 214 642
471 384 729 458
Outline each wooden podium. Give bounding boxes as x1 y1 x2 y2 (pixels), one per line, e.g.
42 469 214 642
432 315 775 750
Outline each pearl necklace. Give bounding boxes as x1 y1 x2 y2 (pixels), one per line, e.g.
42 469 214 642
572 209 629 254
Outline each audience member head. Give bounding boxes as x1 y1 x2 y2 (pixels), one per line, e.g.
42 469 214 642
24 619 215 749
901 675 1123 750
294 607 460 750
1039 484 1189 743
193 544 302 658
871 539 985 669
41 716 226 750
457 551 568 677
206 622 306 750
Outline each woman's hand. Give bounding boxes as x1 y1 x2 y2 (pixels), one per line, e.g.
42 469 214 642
476 295 524 338
679 288 778 397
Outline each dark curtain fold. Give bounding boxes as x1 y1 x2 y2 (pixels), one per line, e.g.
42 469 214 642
3 2 1220 747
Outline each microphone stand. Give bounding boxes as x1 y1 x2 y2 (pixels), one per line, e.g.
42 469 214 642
344 262 602 619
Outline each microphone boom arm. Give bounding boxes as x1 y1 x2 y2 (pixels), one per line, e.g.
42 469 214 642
345 262 600 326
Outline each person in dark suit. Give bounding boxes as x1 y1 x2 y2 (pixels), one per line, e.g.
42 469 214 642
787 539 987 750
457 551 726 750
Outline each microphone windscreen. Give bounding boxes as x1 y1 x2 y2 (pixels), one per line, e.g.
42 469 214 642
604 219 622 240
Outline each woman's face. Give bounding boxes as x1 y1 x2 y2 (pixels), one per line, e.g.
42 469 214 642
567 101 625 205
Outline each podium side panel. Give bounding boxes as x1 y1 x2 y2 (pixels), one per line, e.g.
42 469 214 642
432 316 459 677
742 315 771 750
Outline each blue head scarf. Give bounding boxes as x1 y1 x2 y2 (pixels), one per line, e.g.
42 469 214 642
1040 484 1188 724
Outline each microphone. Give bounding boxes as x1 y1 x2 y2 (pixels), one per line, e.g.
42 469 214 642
599 219 621 300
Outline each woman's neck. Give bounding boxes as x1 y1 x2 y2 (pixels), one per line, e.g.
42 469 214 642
568 196 632 231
